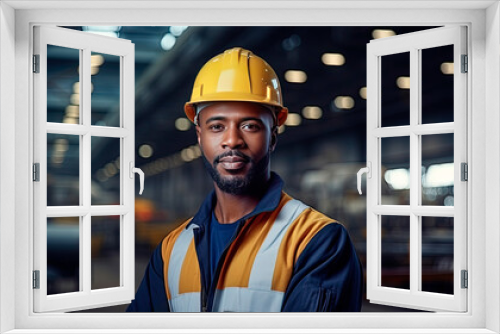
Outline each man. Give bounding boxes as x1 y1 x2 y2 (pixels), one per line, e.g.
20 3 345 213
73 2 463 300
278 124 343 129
127 47 363 312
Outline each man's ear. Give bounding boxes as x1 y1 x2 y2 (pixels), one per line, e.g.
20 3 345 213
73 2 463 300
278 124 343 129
196 125 201 145
270 126 278 152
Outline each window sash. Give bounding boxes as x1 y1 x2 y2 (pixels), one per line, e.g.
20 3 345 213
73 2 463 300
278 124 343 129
32 25 136 313
366 26 468 312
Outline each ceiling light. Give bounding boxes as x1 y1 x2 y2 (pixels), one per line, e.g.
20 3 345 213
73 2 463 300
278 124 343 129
91 67 99 75
70 94 80 105
396 76 411 89
285 113 302 126
321 53 345 66
65 105 79 118
180 149 193 162
170 26 188 37
105 162 118 176
334 96 355 110
302 106 323 120
84 26 121 32
161 33 176 51
83 27 120 38
63 117 78 124
278 125 286 134
191 145 201 158
372 29 396 39
54 138 69 152
51 156 64 165
384 168 410 190
175 117 191 131
91 54 105 67
138 144 154 159
96 169 108 183
181 147 196 162
359 87 367 100
440 62 454 75
284 70 307 83
424 163 454 188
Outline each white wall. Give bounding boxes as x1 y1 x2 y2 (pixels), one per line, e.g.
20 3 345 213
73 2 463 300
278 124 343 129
485 2 500 333
1 2 498 332
0 2 16 333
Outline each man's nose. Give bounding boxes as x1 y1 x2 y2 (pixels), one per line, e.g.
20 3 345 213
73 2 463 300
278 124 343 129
221 125 245 149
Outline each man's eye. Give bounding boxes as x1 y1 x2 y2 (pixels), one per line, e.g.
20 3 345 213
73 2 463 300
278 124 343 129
242 123 260 131
209 124 224 131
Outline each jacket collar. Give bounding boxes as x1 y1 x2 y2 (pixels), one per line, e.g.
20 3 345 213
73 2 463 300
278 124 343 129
187 172 284 229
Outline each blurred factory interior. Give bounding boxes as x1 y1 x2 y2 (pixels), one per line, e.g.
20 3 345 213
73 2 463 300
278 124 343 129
46 26 455 312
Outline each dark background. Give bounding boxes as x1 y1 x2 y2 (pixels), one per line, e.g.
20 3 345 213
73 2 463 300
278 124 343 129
45 26 454 312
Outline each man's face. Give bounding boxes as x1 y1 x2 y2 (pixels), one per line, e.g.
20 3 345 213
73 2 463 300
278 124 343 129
196 101 277 195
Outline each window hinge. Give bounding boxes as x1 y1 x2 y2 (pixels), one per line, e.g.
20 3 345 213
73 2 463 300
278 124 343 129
461 162 468 181
33 163 40 182
33 54 40 73
461 54 468 73
461 270 468 289
33 270 40 289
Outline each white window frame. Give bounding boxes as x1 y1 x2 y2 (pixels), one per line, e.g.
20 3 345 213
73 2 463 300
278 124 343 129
33 25 136 312
366 26 467 312
0 1 499 333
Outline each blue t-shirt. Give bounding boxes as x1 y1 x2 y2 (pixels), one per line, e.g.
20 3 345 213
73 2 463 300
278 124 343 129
209 211 239 282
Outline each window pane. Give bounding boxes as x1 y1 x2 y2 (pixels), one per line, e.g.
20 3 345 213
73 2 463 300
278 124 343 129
91 137 121 205
47 134 80 206
47 45 80 124
381 52 410 127
381 215 410 290
91 52 120 127
421 133 454 206
421 45 454 124
381 136 410 205
421 216 454 294
92 216 121 290
47 217 80 295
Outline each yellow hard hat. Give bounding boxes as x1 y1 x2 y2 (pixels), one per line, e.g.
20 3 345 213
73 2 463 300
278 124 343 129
184 47 288 126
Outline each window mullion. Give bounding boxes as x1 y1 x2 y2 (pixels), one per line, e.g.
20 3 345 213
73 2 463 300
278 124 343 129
409 47 420 294
82 47 92 294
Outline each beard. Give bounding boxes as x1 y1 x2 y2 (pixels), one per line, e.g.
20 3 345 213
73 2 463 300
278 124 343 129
201 149 270 195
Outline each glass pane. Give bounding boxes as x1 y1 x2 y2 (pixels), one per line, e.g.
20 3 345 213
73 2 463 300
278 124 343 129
91 52 120 127
47 45 80 124
47 217 80 295
91 216 121 290
381 215 410 290
91 137 121 205
381 52 410 127
47 134 80 206
421 216 454 294
421 134 454 206
381 136 410 205
421 45 454 124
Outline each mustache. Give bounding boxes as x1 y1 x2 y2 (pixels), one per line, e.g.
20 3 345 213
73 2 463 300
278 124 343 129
214 150 251 164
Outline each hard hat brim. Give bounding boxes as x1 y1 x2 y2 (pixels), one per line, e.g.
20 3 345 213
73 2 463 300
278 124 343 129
184 100 288 126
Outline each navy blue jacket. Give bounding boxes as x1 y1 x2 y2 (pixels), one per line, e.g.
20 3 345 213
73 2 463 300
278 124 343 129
127 173 363 312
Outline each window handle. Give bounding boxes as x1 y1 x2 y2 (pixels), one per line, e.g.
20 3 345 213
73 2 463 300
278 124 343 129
129 162 144 195
357 162 371 195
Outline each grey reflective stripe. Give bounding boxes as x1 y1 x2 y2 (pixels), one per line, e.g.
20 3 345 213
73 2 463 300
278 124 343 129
213 287 284 312
168 199 309 312
170 292 201 312
168 224 196 308
247 199 309 291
